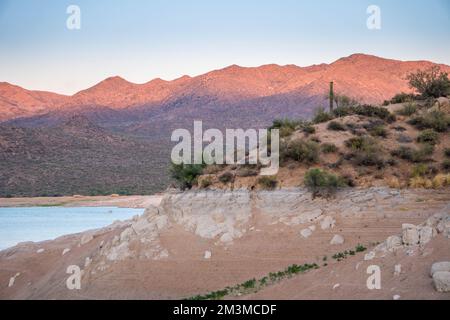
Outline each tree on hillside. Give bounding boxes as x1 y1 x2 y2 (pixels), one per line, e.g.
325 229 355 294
407 66 450 98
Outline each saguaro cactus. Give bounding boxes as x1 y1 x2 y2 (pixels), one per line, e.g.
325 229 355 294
329 81 334 112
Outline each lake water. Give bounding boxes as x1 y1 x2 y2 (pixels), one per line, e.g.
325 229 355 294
0 206 144 251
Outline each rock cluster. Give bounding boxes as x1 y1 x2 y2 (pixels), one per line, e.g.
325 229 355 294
430 262 450 293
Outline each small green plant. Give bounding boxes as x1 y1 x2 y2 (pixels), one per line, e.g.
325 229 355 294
327 121 346 131
313 108 333 124
281 139 319 164
389 92 416 104
417 129 439 145
218 172 234 184
355 244 367 252
321 143 338 153
397 102 418 116
258 176 278 190
369 125 388 138
170 163 205 190
411 164 432 177
444 148 450 158
391 144 434 163
442 159 450 172
199 177 212 189
303 124 316 134
408 111 450 132
304 168 347 198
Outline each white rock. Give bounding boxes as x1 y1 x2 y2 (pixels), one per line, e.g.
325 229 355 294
300 228 313 239
80 233 94 246
204 251 212 259
62 248 70 256
394 264 401 276
36 248 44 254
386 235 402 251
330 234 344 245
430 262 450 277
106 242 131 261
120 227 135 242
220 233 234 243
433 271 450 292
364 251 376 261
393 295 401 300
418 226 435 245
402 224 419 246
308 225 316 231
321 216 336 230
8 273 20 288
332 283 340 290
85 257 92 267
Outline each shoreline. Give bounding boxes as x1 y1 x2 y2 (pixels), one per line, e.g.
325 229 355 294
0 195 163 209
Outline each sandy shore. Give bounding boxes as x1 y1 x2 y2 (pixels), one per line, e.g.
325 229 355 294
0 195 163 209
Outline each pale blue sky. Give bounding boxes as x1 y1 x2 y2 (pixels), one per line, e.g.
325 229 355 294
0 0 449 95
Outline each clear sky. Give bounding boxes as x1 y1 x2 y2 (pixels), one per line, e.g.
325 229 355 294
0 0 449 95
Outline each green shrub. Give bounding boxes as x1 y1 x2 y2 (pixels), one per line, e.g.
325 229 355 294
303 124 316 134
417 129 439 145
397 102 418 116
345 136 373 151
443 159 450 171
332 106 354 118
411 164 433 177
408 111 450 132
369 125 388 138
258 176 278 190
321 143 338 153
235 167 259 177
304 168 347 198
407 66 450 98
313 108 333 124
270 118 301 137
200 177 212 189
390 92 416 104
391 144 435 163
170 163 205 190
281 139 319 164
218 172 234 184
327 121 346 131
444 148 450 157
353 105 396 123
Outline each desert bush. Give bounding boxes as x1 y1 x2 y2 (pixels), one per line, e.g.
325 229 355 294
199 177 212 189
281 139 319 164
345 136 373 151
409 177 434 189
389 92 416 104
417 129 439 145
270 118 301 137
313 108 333 124
411 164 433 177
391 144 434 163
258 176 278 190
432 174 449 188
304 168 347 198
353 105 396 123
386 177 401 188
170 163 205 190
397 102 418 116
235 167 259 177
327 121 346 131
321 143 338 154
332 106 354 118
302 124 316 134
218 172 234 184
408 111 450 132
442 159 450 172
444 148 450 157
203 164 224 174
407 66 450 98
396 134 413 143
369 125 388 138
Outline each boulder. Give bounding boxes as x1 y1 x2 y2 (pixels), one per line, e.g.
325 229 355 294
433 271 450 292
402 224 419 246
321 216 336 230
62 248 70 256
430 262 450 277
80 233 94 246
300 228 313 239
330 234 344 245
204 251 212 259
386 235 402 251
418 226 435 245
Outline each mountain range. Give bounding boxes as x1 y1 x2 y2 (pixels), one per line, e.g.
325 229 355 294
1 53 449 196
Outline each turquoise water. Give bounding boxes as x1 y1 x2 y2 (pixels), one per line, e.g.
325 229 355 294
0 207 144 250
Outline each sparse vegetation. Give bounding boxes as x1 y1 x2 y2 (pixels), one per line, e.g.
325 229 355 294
258 176 278 190
391 144 434 163
313 108 333 124
397 102 418 116
417 129 439 145
281 139 319 164
170 163 205 190
304 168 347 198
327 121 346 131
369 125 388 138
443 159 450 172
444 148 450 157
321 143 338 154
408 111 450 132
407 66 450 98
388 92 416 105
218 172 234 184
